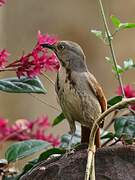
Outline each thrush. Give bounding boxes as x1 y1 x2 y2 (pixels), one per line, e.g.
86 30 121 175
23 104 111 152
42 41 107 147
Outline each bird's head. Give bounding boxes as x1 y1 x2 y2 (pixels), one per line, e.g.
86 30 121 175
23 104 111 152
42 41 87 72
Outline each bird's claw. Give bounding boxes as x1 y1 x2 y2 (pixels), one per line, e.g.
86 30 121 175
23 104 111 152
61 148 75 159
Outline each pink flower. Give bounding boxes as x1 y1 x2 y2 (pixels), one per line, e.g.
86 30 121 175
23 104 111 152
35 116 50 128
15 43 59 78
11 119 29 131
117 85 135 110
117 85 135 98
0 0 6 6
0 118 10 140
44 53 60 71
0 49 10 68
0 116 60 146
4 31 60 78
35 131 60 147
0 118 8 128
46 135 60 147
29 116 60 146
37 31 58 45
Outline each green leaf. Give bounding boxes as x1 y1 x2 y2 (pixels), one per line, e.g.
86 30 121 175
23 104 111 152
119 23 135 29
112 65 124 74
60 125 81 148
111 15 135 31
123 59 134 70
114 115 135 142
5 140 51 162
91 30 107 41
16 158 38 180
100 129 115 144
60 133 80 148
105 56 112 63
111 15 121 27
108 96 122 106
38 148 65 162
91 30 103 38
101 130 114 140
17 148 65 179
52 112 65 126
0 76 46 94
23 159 38 171
106 57 124 75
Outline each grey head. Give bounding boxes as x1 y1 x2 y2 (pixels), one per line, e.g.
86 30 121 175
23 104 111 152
42 41 88 72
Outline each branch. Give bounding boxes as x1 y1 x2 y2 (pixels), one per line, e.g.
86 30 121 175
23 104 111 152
98 0 125 97
29 93 60 112
104 110 118 131
85 97 135 180
0 67 17 72
41 72 55 86
92 97 135 133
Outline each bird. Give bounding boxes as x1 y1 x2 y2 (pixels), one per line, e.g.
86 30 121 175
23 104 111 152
42 41 107 147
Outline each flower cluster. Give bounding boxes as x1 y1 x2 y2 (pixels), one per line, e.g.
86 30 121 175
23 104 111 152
37 31 58 45
0 0 6 6
117 84 135 110
0 49 10 68
14 43 59 78
0 31 60 78
0 116 60 147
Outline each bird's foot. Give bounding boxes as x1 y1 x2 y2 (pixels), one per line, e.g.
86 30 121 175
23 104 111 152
61 148 75 159
66 148 75 155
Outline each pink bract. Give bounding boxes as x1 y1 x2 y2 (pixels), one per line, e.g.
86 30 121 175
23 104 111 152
0 118 8 127
0 116 60 147
2 31 60 78
16 47 59 78
117 85 135 98
117 85 135 110
44 53 60 71
37 31 58 45
0 0 6 6
0 49 10 68
15 34 60 78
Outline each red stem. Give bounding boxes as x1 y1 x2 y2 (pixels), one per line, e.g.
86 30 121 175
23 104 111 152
5 60 20 68
0 67 18 72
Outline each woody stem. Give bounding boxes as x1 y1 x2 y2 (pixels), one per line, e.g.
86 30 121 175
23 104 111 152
98 0 125 98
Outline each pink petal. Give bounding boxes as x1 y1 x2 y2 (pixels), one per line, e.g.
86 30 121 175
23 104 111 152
44 53 60 71
0 49 10 68
117 85 135 98
37 31 58 45
0 118 8 128
0 0 6 6
35 116 50 128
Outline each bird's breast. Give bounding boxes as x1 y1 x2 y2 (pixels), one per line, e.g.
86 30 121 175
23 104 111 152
55 68 102 127
56 68 82 121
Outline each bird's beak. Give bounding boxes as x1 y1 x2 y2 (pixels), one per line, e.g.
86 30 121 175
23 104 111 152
41 44 57 53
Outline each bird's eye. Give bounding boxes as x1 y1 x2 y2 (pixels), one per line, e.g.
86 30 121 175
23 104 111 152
57 44 65 51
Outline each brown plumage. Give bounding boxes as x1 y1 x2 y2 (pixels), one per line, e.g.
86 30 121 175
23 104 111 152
42 41 107 147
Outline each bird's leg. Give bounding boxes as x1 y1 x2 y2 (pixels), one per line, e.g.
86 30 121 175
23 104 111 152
81 126 91 144
81 126 101 148
67 119 76 147
62 121 76 157
66 132 75 153
61 133 75 159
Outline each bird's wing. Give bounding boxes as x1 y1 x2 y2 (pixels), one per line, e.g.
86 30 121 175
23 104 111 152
81 72 107 146
86 72 107 113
